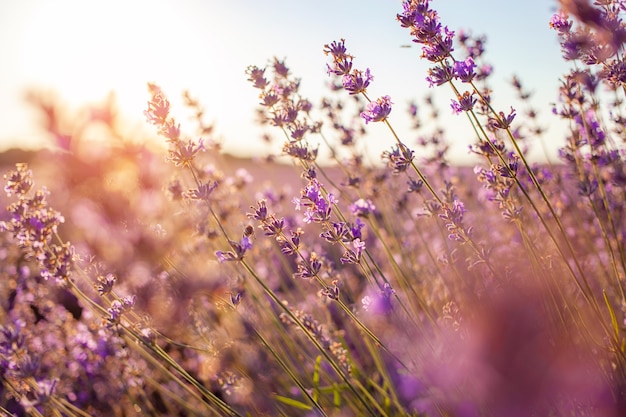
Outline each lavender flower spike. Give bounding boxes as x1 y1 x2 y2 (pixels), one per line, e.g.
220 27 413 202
361 96 393 124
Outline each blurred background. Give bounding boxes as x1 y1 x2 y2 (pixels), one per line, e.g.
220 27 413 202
0 0 567 164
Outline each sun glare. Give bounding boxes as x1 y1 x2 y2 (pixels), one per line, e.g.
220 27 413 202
14 0 228 149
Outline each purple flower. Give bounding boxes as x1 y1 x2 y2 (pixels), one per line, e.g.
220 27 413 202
397 1 455 61
324 39 354 76
283 141 318 161
361 282 395 315
321 221 351 243
1 179 65 259
397 1 442 45
279 228 303 255
550 12 572 33
453 57 476 82
324 39 348 58
216 235 253 263
450 91 477 114
408 178 424 192
215 250 232 263
350 218 365 240
340 238 366 264
488 107 517 130
350 198 377 217
144 83 170 126
186 180 218 200
249 199 268 221
167 138 205 167
361 96 393 124
3 163 33 197
425 63 454 87
321 280 340 300
421 26 455 62
107 295 136 324
382 143 414 173
599 59 626 89
294 179 335 224
294 253 323 280
272 57 289 77
38 242 74 284
343 68 373 95
439 200 472 241
95 273 116 296
245 65 269 90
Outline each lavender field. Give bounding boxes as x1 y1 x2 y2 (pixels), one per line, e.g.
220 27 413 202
2 1 626 415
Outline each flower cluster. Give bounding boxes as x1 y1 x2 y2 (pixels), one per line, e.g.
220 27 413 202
324 38 393 124
550 1 626 90
292 177 337 224
2 1 626 415
0 164 71 286
382 143 415 173
215 235 253 263
145 83 206 168
246 58 321 161
397 0 454 62
360 95 393 124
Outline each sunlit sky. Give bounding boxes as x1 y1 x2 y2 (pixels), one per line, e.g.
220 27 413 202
0 0 568 163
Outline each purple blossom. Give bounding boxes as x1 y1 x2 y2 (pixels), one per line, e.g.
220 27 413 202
95 273 117 296
249 199 269 222
293 179 335 224
340 238 366 264
425 63 454 87
397 1 455 61
320 221 351 243
283 141 318 161
350 198 377 217
279 228 303 255
408 178 424 192
326 59 353 77
382 143 414 173
450 91 477 114
216 235 253 263
167 138 205 167
350 218 365 240
550 12 572 33
321 280 340 300
107 295 136 324
439 200 472 241
245 65 269 90
38 242 74 284
361 96 393 124
144 83 170 126
362 282 395 315
323 38 348 59
3 163 33 197
421 26 455 62
294 253 323 280
453 57 476 82
343 68 373 95
185 179 218 200
488 107 517 130
324 39 353 76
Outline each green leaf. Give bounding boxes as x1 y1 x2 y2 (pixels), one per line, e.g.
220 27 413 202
274 395 313 411
603 290 620 342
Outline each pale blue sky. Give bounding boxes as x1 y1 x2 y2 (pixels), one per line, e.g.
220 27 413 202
0 0 568 163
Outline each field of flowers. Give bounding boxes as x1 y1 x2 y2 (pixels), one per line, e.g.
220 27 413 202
2 0 626 416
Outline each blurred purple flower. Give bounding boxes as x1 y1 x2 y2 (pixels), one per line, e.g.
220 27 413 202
350 198 377 217
361 95 393 124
